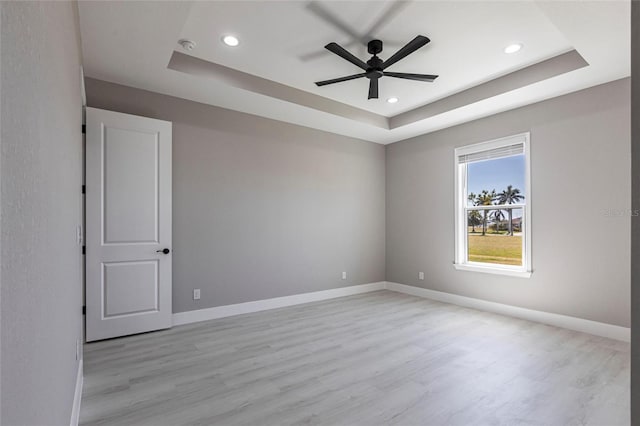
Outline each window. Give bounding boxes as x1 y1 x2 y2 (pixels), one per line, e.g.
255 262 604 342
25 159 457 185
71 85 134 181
454 133 531 277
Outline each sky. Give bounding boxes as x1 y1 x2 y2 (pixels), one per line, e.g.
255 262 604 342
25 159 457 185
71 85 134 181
466 154 525 206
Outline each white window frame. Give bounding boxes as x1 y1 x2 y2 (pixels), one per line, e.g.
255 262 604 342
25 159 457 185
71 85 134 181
454 132 532 278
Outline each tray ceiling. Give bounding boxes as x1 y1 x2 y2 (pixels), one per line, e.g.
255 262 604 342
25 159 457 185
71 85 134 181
78 1 630 144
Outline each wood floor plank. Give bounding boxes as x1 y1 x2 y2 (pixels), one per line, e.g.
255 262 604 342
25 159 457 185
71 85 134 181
81 290 630 425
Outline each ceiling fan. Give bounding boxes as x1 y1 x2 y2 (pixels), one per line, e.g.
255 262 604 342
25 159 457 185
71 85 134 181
315 35 438 100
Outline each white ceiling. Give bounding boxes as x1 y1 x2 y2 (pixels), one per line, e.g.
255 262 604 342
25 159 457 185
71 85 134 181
78 0 630 144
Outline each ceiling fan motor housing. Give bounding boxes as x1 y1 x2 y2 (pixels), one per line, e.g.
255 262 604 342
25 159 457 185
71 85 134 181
366 58 384 79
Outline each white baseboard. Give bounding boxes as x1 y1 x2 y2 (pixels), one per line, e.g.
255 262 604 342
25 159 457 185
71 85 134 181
70 359 83 426
385 282 630 342
170 280 629 342
172 282 386 326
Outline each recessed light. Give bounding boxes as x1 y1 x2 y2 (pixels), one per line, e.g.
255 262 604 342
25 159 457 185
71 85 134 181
178 39 196 51
504 43 522 54
222 35 240 47
387 97 399 104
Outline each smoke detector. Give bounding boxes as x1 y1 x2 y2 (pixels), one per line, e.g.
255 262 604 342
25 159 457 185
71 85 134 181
178 39 196 51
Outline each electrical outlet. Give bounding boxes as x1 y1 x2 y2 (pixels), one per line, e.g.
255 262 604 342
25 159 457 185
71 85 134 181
193 289 201 300
75 339 81 361
342 272 347 280
419 272 425 280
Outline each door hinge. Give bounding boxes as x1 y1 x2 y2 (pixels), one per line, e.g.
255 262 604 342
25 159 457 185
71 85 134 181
82 246 86 255
82 306 86 315
82 124 86 134
82 185 85 194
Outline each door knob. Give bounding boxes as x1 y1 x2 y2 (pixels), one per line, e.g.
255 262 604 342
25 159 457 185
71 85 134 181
156 248 170 254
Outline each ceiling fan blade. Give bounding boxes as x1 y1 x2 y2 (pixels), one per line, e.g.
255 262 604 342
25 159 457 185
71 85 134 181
364 1 411 39
325 43 369 70
307 1 364 44
315 73 367 86
368 79 379 99
381 35 430 70
299 40 360 63
384 72 438 82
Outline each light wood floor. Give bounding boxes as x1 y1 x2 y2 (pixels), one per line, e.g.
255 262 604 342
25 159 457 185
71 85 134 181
81 290 630 426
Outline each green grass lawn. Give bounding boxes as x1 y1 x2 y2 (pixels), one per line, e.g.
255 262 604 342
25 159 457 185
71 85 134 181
468 233 522 266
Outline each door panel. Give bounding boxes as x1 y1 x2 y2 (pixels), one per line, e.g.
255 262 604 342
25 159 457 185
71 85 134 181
86 107 172 342
103 260 159 317
103 126 159 244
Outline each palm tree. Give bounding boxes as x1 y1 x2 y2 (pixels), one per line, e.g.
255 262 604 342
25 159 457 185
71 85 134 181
497 185 524 236
476 190 497 236
468 210 482 233
491 209 506 233
467 192 481 233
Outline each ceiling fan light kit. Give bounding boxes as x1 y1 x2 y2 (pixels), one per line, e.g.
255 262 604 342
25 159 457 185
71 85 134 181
315 35 438 100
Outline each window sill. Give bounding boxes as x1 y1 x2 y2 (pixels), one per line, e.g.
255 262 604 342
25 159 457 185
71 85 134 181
453 263 532 278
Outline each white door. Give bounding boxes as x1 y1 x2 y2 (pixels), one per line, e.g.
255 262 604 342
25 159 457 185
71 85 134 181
85 107 172 342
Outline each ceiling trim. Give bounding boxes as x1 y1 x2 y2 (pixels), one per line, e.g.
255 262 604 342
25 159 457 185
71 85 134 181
169 48 588 133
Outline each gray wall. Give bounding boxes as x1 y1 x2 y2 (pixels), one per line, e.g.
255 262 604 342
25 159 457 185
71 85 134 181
631 0 639 422
386 78 631 327
1 2 84 425
85 78 386 314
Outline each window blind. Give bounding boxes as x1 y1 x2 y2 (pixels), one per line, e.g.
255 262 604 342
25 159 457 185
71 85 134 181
457 142 524 164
